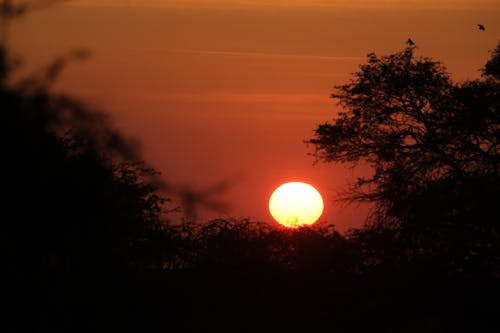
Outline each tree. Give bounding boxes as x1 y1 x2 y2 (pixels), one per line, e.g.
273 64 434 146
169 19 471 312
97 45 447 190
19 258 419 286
1 43 172 277
1 33 187 331
485 41 500 80
308 44 500 275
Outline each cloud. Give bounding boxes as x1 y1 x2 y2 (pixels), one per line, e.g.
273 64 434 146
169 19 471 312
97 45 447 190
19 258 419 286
172 49 364 62
173 92 327 103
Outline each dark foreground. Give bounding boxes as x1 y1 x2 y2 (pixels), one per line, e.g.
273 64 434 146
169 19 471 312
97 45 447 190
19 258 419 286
6 263 499 332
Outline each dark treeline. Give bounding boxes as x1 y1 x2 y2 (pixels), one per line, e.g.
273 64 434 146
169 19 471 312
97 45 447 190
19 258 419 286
2 8 500 329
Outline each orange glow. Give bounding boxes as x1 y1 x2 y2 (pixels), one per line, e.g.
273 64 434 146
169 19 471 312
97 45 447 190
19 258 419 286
10 1 499 231
269 182 324 228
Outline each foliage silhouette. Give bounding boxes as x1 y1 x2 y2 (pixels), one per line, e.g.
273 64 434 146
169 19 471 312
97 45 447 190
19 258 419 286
2 45 168 267
1 40 181 331
308 44 500 278
485 41 500 79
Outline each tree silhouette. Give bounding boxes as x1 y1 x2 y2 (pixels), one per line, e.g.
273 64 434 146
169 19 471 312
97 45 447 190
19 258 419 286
308 44 500 276
485 41 500 79
0 41 180 331
2 45 169 268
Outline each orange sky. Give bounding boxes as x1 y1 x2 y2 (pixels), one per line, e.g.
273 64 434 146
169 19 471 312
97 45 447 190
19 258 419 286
9 0 500 230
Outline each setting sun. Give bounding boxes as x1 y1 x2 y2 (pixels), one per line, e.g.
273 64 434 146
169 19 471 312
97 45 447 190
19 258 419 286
269 182 324 228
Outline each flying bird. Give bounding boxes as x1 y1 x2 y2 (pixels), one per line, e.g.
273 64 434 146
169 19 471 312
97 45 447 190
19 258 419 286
478 24 486 31
407 38 415 46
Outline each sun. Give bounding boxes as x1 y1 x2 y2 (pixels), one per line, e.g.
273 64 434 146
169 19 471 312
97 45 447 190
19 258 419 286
269 182 324 228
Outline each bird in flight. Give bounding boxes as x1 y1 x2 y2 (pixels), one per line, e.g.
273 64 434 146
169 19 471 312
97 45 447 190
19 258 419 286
478 24 486 31
407 38 415 46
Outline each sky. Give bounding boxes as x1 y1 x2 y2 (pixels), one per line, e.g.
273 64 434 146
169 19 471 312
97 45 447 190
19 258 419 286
9 0 500 231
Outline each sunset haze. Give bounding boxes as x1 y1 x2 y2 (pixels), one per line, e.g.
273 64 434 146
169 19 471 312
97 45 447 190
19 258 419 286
9 0 500 229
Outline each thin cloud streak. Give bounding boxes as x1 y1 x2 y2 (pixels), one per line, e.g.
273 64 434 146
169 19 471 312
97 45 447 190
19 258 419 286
172 49 365 62
118 92 332 104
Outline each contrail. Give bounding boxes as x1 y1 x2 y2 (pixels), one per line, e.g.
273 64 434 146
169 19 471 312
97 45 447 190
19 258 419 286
172 49 364 62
